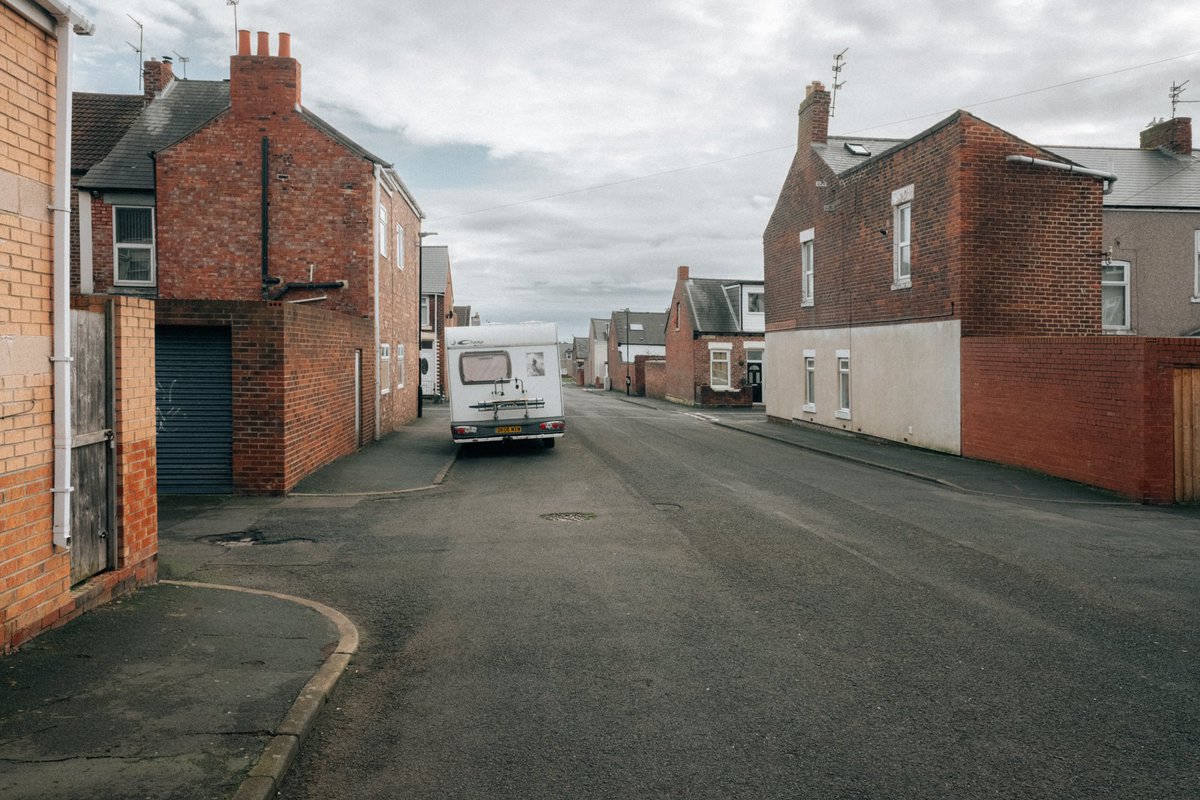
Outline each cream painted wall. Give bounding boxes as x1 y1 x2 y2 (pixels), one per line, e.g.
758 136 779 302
765 320 962 453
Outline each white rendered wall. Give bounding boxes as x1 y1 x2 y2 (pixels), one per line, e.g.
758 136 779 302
765 320 961 454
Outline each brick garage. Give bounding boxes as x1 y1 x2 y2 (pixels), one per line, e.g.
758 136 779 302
157 300 375 495
962 337 1200 503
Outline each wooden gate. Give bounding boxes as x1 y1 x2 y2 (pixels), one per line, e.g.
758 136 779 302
1176 369 1200 503
70 308 114 584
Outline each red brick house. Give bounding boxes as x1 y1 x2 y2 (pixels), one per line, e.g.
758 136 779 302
764 81 1200 502
657 266 764 406
606 310 667 396
74 31 424 494
3 0 159 652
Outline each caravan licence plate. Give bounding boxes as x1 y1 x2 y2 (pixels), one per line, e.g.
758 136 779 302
496 425 522 434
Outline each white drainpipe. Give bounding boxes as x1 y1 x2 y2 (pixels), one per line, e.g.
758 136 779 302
1005 154 1118 195
44 4 94 549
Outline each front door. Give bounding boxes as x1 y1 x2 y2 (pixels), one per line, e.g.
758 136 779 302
70 308 114 585
746 348 764 403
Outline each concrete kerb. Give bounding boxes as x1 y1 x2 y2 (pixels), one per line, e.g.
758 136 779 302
160 580 359 800
286 449 459 498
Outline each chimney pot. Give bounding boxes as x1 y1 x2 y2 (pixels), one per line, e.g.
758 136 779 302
278 32 292 58
256 31 270 57
237 29 251 56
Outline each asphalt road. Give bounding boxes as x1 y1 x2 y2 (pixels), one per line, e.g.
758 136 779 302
167 387 1200 799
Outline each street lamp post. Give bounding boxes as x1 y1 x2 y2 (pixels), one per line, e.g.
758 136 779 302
625 307 631 396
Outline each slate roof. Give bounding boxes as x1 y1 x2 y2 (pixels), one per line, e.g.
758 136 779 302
301 107 390 168
72 92 144 173
1044 145 1200 209
812 136 905 176
683 277 764 334
452 305 471 321
610 311 668 346
421 246 450 293
573 336 589 358
78 80 230 191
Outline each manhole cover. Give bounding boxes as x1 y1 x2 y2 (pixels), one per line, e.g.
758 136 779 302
540 512 596 523
653 503 681 511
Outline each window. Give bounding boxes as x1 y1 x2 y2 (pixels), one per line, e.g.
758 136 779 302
1193 230 1200 301
378 204 388 257
1102 260 1130 331
674 301 681 330
395 223 405 269
396 343 405 388
892 184 913 289
421 296 431 327
747 292 764 313
460 350 511 384
630 322 644 331
709 346 731 389
800 227 815 307
114 206 155 285
380 343 391 394
803 349 816 413
836 350 851 419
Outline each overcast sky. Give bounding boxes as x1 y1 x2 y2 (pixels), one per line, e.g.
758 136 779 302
69 0 1199 339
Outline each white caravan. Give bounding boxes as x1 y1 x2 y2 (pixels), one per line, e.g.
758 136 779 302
446 322 566 448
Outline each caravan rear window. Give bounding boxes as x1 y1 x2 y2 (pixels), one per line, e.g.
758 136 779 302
460 350 512 384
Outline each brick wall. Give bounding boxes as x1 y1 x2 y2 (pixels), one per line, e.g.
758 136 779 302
2 5 68 652
644 359 666 399
157 300 375 494
961 336 1200 503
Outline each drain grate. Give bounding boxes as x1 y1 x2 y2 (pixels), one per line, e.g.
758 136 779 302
540 512 596 523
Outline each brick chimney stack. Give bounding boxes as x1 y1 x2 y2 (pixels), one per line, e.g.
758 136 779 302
677 265 690 281
798 80 830 147
1140 117 1192 156
230 30 302 117
143 58 174 103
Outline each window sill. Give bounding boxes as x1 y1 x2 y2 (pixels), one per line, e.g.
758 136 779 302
835 410 851 420
801 299 814 308
801 403 816 414
1191 296 1200 304
891 279 911 291
1102 327 1132 335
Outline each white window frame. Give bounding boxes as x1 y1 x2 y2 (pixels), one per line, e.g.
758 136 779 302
380 342 391 394
800 227 814 307
1102 260 1131 332
396 343 405 388
746 291 764 314
421 296 431 327
709 342 732 390
802 349 816 413
836 350 851 420
1192 230 1200 302
113 205 156 286
378 203 388 257
892 184 913 290
395 222 405 269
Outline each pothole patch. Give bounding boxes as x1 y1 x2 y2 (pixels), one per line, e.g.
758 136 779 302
539 512 597 523
197 529 316 547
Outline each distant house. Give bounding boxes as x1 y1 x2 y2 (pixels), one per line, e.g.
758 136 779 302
585 318 610 388
763 80 1200 503
659 266 765 406
453 305 479 326
1047 118 1200 337
421 245 455 399
74 32 424 494
607 310 668 395
572 336 590 385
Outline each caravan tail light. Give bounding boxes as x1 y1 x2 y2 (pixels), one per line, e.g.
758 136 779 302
539 421 565 431
453 425 477 435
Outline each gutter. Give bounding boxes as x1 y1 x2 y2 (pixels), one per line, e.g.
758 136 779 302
1005 154 1118 195
46 3 94 549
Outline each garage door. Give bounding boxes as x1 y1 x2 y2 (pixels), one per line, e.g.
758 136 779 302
156 325 233 493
